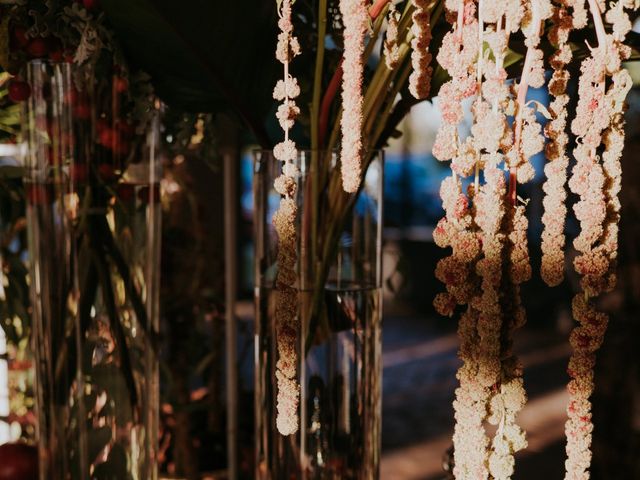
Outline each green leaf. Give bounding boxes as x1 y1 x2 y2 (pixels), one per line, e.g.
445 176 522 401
504 47 524 69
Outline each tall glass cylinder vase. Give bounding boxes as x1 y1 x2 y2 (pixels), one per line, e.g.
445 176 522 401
254 150 383 480
23 60 161 479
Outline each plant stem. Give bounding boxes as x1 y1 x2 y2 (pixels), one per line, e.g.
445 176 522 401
95 216 159 349
311 0 328 150
587 0 607 48
310 0 328 277
92 244 140 417
369 0 391 18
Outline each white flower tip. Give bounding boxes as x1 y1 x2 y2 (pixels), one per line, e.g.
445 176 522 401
276 414 299 436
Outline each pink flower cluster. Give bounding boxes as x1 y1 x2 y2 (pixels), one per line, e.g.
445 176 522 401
452 307 490 480
509 0 551 185
564 0 634 476
409 0 433 99
541 2 573 287
272 0 302 436
384 3 400 70
487 205 530 479
433 1 541 475
339 0 369 193
433 176 480 317
473 160 506 392
432 1 478 163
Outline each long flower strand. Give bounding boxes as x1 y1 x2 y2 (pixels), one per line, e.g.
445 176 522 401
541 0 574 287
339 0 369 193
384 2 401 70
564 0 633 476
484 2 551 474
272 0 302 436
487 204 530 479
409 0 433 99
433 2 495 477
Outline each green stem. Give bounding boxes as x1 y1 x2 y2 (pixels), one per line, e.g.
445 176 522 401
310 0 327 151
309 0 328 285
94 216 159 349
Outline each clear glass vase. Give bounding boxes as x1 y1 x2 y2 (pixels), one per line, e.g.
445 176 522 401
23 60 161 479
254 150 383 480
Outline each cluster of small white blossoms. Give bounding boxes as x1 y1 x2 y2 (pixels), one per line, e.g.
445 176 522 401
564 0 634 477
339 0 369 193
433 2 491 477
409 0 433 99
540 0 574 287
508 0 551 190
487 204 530 479
480 1 556 471
272 0 302 437
431 0 563 476
384 2 401 70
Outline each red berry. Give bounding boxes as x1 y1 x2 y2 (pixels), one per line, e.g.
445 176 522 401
26 38 49 58
96 118 110 134
83 0 100 10
0 443 38 480
74 101 91 120
114 76 128 94
8 80 31 102
12 27 29 48
49 47 64 62
98 128 115 149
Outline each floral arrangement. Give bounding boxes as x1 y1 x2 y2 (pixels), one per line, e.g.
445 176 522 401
270 0 639 478
0 0 637 476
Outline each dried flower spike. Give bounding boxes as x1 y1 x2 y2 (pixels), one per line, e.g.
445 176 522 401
409 0 433 99
339 0 368 193
541 1 572 287
564 0 633 476
272 0 302 436
384 2 401 70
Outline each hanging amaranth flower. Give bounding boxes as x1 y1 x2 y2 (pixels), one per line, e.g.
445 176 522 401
384 2 401 70
272 0 302 436
409 0 433 99
339 0 369 193
541 1 573 287
432 0 478 163
487 204 530 480
564 0 633 476
452 305 491 480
